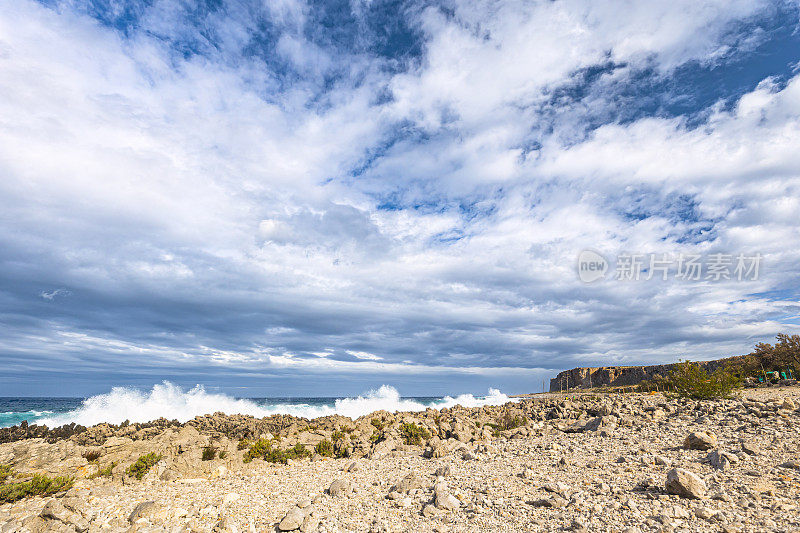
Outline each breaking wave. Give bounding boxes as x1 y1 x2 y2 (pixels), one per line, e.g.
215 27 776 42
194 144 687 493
36 382 513 427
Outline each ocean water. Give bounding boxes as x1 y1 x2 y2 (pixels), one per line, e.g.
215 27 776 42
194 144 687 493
0 382 513 429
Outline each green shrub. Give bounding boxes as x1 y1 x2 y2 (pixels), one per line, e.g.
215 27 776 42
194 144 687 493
370 418 385 430
243 438 272 463
286 443 310 460
126 453 162 480
0 464 12 483
0 474 73 503
369 430 384 444
331 430 345 442
399 422 430 446
237 438 250 450
218 451 227 459
201 446 217 461
243 439 309 464
486 413 528 435
88 462 117 479
667 360 741 400
315 439 334 457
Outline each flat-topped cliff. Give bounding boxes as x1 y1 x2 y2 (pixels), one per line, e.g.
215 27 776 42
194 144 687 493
549 356 750 392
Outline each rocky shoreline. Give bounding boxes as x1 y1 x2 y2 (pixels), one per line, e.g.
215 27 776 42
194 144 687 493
1 386 798 532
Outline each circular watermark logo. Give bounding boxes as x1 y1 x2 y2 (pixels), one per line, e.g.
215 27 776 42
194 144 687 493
577 250 608 283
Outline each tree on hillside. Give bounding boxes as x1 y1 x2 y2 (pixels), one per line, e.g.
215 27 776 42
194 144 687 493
749 333 800 375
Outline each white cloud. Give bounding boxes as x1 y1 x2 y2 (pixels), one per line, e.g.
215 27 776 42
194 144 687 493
0 0 797 393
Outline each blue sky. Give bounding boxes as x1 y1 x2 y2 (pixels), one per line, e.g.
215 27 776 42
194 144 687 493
0 0 799 396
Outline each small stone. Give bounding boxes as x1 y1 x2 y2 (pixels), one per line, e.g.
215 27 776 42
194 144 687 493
684 432 717 450
433 481 461 511
128 501 161 524
778 460 800 471
529 495 568 508
422 504 439 518
665 468 706 499
391 473 424 493
300 513 320 533
40 499 70 523
695 506 718 521
570 517 589 532
328 479 350 497
708 449 738 470
434 465 451 477
279 506 307 531
542 482 570 498
741 440 761 456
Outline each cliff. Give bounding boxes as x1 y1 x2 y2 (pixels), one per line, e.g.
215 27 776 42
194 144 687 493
549 356 746 392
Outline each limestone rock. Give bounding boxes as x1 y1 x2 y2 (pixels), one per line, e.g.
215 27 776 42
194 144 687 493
665 468 706 499
741 440 761 456
278 506 307 531
390 473 423 494
684 431 717 450
433 481 460 511
327 479 350 497
434 465 451 477
707 449 738 470
128 501 162 524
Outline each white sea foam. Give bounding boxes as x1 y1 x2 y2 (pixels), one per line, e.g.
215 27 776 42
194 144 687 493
36 382 513 427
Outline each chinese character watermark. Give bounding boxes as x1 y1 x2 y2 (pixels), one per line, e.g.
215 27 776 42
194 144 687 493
577 251 762 283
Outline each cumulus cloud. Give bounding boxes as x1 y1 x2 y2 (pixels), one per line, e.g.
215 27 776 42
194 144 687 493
0 0 798 395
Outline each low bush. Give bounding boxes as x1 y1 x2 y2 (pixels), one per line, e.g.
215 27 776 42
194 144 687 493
201 446 217 461
315 439 334 457
486 412 528 435
399 422 430 446
0 474 73 503
237 438 250 450
126 453 162 480
88 462 116 479
82 450 102 463
286 443 310 460
243 439 310 464
667 360 741 400
0 464 12 483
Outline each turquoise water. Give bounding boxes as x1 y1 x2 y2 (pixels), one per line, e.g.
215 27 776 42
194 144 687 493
0 396 442 428
0 397 83 428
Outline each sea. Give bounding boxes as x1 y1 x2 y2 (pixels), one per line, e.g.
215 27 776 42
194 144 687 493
0 382 514 429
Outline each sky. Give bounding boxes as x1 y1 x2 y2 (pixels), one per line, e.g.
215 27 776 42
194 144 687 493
0 0 799 397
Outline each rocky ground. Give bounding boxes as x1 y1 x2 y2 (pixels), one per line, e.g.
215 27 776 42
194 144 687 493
0 386 798 532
